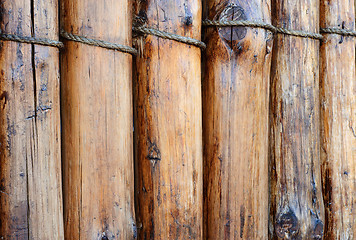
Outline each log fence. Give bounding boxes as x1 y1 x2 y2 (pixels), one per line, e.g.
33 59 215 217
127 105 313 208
0 0 355 239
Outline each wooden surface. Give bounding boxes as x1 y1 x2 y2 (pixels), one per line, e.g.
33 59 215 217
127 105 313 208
61 0 136 239
202 1 272 239
133 0 203 239
269 0 325 239
320 0 356 239
0 0 64 239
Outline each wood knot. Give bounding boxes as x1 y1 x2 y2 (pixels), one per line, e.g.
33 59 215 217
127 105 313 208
217 4 247 50
147 140 161 167
0 91 8 110
101 233 109 240
275 210 299 239
311 219 324 240
184 15 193 26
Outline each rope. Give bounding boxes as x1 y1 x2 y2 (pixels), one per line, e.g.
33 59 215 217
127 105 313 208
133 26 206 49
0 29 64 48
203 20 324 40
2 23 355 52
320 27 356 37
60 30 137 55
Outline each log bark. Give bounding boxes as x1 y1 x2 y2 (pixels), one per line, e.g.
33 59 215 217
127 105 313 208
320 0 356 239
269 0 325 239
202 1 272 239
61 1 136 239
0 0 64 239
133 1 203 239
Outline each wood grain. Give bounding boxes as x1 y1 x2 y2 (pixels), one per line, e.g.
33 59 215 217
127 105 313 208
0 0 64 238
202 1 272 239
320 0 356 239
61 0 136 239
133 0 203 239
269 0 325 239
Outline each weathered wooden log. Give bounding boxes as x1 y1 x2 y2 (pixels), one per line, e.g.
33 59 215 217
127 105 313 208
133 1 203 239
320 0 356 239
269 0 325 239
202 1 272 239
61 0 136 239
0 0 64 238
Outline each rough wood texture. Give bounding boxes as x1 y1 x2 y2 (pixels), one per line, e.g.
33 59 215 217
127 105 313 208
269 0 325 239
0 0 63 239
320 0 356 239
202 1 272 239
133 0 203 239
61 0 136 239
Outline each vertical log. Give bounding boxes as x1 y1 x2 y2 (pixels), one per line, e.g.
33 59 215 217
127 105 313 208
29 0 64 238
0 1 32 238
0 0 64 239
320 0 356 239
269 0 325 239
61 0 136 239
202 1 272 239
134 1 203 239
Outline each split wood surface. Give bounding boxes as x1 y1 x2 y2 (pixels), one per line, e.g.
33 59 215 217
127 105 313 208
202 1 272 239
320 0 356 239
60 0 136 239
133 0 203 239
0 0 64 239
269 0 325 239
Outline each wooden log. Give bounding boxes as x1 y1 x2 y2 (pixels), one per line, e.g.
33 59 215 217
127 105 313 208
269 0 325 239
202 1 272 239
133 1 203 239
0 0 64 239
60 0 136 239
0 2 32 238
320 0 356 239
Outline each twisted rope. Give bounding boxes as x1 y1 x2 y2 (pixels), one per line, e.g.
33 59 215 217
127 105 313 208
203 20 324 40
0 29 64 48
133 26 206 49
2 22 355 52
60 30 137 55
320 27 356 37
